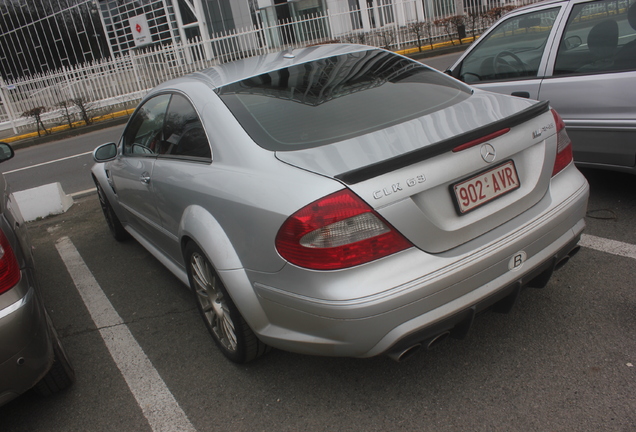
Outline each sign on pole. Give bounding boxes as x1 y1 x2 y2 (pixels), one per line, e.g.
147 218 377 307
129 15 152 48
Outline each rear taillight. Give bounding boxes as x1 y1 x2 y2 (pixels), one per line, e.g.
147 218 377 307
275 189 412 270
0 230 20 295
551 109 573 176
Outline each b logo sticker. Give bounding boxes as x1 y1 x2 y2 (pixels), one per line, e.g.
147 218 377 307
509 251 527 271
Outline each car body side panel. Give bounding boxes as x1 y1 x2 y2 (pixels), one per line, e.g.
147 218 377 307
150 156 343 273
107 156 162 238
0 281 55 406
538 71 636 167
0 282 52 401
177 205 242 271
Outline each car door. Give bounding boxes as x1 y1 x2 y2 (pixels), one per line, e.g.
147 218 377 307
108 93 171 240
449 3 567 99
149 92 213 265
538 0 636 169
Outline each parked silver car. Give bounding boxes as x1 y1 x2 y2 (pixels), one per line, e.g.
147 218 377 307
0 143 75 406
447 0 636 174
92 44 589 363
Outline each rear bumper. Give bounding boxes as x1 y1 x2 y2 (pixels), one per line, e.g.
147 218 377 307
0 273 54 406
372 226 582 359
234 167 589 358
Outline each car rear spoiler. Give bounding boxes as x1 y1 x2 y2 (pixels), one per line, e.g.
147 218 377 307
335 100 550 185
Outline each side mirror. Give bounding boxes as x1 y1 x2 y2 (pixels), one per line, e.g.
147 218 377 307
0 142 14 163
93 142 118 162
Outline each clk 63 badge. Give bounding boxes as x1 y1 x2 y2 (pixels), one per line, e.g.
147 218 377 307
373 174 426 199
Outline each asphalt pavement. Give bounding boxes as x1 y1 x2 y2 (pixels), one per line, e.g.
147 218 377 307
1 185 634 431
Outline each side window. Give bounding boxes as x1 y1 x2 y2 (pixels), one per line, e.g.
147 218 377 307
122 94 171 156
554 0 636 75
158 94 211 160
458 7 560 83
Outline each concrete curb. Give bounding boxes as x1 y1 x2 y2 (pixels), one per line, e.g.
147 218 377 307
396 38 473 60
14 185 97 223
13 183 74 222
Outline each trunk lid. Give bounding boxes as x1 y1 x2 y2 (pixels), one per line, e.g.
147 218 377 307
276 91 557 253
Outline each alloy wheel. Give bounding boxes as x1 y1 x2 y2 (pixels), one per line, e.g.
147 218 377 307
190 252 237 352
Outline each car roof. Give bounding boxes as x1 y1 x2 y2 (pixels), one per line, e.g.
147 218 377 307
153 44 378 91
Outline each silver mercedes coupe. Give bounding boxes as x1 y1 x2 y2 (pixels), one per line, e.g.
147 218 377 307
92 44 589 363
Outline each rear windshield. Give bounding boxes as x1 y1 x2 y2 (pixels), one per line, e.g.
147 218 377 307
217 49 471 151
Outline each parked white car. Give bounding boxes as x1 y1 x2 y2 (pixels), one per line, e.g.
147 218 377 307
447 0 636 174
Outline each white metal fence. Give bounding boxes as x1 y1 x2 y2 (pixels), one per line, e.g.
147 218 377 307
0 0 539 135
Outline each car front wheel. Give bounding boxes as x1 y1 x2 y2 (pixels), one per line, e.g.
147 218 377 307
94 178 129 241
185 242 268 363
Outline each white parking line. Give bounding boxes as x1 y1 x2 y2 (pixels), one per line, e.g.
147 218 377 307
70 187 97 198
580 234 636 260
2 151 93 174
55 236 196 432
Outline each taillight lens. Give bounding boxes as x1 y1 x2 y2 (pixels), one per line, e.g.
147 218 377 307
0 230 20 295
275 190 413 270
551 109 573 176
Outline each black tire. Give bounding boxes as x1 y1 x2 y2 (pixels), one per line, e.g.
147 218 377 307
34 319 75 396
94 178 129 241
185 242 268 363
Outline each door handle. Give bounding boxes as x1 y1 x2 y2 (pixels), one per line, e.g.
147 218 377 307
140 172 151 184
511 91 530 99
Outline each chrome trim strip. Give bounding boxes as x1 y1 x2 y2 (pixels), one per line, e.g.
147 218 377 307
0 287 33 320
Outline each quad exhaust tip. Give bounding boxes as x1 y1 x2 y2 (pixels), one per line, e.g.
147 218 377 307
555 245 581 272
387 331 451 362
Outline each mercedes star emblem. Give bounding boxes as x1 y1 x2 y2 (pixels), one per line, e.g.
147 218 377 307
481 143 496 163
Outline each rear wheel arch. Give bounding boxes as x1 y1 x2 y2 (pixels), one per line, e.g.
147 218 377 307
178 205 242 271
178 207 271 336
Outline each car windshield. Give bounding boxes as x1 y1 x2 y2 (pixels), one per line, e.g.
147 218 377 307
216 50 471 150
